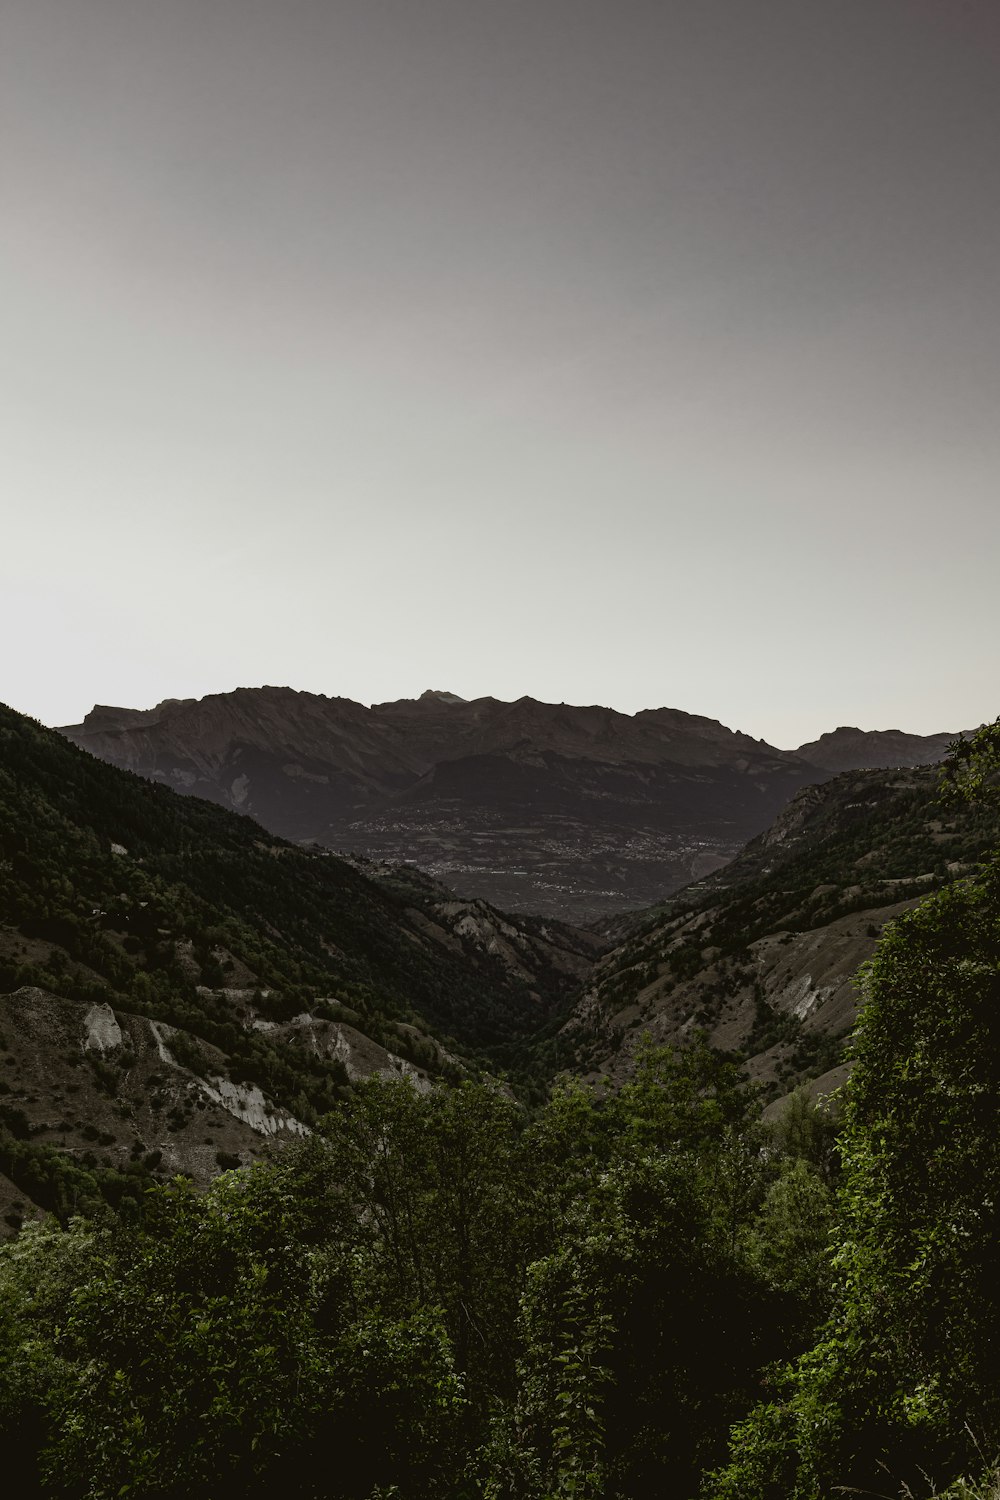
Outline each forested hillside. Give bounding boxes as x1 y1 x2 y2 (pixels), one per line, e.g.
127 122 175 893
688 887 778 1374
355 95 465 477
568 760 1000 1095
0 702 597 1222
7 822 1000 1498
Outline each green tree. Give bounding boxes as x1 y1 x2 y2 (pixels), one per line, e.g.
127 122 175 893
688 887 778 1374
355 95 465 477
490 1150 768 1499
0 1163 467 1500
317 1076 533 1414
749 1157 834 1342
708 723 1000 1500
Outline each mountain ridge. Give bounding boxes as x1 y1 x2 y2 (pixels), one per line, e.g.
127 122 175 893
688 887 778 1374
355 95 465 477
796 723 966 771
58 688 969 920
58 688 820 920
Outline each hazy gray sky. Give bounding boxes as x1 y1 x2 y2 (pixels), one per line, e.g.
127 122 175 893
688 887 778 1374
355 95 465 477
3 0 998 746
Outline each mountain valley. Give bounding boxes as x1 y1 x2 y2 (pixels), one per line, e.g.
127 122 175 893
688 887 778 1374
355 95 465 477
2 693 994 1234
6 692 1000 1500
58 687 968 922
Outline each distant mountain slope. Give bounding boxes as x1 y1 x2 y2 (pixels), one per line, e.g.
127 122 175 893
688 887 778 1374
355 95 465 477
59 688 824 920
796 725 968 771
0 702 599 1227
564 760 1000 1098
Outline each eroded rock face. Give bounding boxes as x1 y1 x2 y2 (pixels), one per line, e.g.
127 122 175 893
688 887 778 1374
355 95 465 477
198 1076 311 1136
83 1002 122 1053
239 1007 442 1094
0 982 458 1221
303 1019 435 1093
0 988 313 1218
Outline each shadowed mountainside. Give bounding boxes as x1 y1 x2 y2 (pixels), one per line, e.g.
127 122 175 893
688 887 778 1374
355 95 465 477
60 687 828 921
0 702 599 1229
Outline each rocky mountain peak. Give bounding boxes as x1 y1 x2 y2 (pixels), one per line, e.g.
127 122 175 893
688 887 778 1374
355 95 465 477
418 689 467 705
796 725 969 772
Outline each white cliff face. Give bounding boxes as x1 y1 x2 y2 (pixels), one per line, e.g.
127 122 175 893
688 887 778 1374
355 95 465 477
149 1020 177 1065
435 901 538 984
326 1022 433 1093
83 1003 123 1052
143 1016 311 1135
782 972 834 1022
0 989 316 1201
242 1010 435 1094
229 773 251 807
290 1016 434 1094
199 1076 310 1137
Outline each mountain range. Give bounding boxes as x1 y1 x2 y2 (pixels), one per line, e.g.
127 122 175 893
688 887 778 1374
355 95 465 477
58 688 967 921
2 695 994 1234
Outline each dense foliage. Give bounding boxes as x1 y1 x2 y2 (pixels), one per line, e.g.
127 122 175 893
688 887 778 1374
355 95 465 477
706 723 1000 1500
0 1050 840 1499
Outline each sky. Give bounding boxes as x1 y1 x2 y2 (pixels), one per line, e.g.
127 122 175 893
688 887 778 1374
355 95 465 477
2 0 999 748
